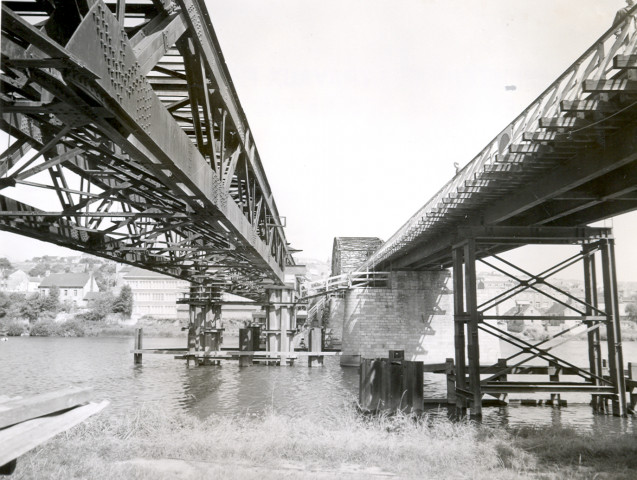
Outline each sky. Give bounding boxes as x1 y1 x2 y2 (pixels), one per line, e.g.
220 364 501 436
1 0 636 281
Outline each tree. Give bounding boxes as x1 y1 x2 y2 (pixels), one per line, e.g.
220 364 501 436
0 292 10 318
112 285 133 317
19 294 42 322
28 263 50 277
0 257 13 277
80 292 115 322
41 286 60 313
94 264 117 291
626 302 637 323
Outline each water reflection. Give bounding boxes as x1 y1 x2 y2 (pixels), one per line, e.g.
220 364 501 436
0 337 634 435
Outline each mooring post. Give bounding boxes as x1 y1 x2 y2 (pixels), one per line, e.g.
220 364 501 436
134 327 143 365
628 362 637 412
308 326 324 367
238 327 254 367
549 360 561 406
495 358 508 404
445 358 456 405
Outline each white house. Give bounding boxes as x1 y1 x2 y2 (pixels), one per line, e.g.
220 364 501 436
38 273 99 307
0 270 42 293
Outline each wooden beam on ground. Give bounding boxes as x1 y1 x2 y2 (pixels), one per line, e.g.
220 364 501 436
0 400 109 467
0 386 93 429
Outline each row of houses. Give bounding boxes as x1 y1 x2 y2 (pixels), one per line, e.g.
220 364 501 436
0 266 258 321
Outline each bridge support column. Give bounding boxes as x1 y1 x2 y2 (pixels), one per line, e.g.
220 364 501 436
340 271 468 366
265 286 297 365
446 226 627 417
583 244 604 412
452 247 468 417
600 239 627 416
185 284 223 366
452 240 482 418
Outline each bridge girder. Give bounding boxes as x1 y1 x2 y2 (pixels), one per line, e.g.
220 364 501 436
366 10 637 271
0 0 295 299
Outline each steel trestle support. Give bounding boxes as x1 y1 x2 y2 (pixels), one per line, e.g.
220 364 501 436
451 226 628 417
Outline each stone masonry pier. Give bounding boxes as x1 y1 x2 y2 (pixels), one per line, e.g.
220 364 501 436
340 270 500 366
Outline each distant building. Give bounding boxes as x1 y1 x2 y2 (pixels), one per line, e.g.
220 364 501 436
503 300 545 333
331 237 383 276
38 273 99 307
120 267 189 319
2 270 28 292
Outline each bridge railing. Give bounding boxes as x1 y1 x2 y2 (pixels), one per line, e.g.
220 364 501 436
365 7 637 269
300 271 390 299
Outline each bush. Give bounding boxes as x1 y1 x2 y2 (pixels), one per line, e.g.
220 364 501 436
1 319 26 336
56 319 86 337
30 319 57 336
81 292 115 322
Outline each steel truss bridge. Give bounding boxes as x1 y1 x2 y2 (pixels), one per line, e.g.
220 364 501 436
360 8 637 417
0 0 294 299
1 1 637 416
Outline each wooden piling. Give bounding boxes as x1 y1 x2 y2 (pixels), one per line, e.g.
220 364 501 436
445 358 456 405
238 328 255 366
134 328 143 365
549 360 561 406
628 362 637 411
308 326 324 367
359 357 424 414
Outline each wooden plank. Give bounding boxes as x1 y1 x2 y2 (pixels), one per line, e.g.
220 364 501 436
0 400 109 466
539 117 592 129
168 350 338 356
613 54 637 69
583 79 637 93
0 387 93 430
560 99 615 112
422 362 449 373
481 383 615 394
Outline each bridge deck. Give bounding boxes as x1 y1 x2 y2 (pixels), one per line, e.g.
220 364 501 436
366 8 637 271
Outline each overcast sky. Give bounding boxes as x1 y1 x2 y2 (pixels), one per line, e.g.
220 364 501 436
1 0 636 281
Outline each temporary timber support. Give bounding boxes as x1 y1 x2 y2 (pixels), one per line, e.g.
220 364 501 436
264 286 297 365
308 327 324 367
451 226 628 418
184 283 223 366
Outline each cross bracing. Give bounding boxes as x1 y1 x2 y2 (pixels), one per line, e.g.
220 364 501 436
0 0 294 299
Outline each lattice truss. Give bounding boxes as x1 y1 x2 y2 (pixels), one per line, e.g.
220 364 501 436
367 10 637 270
0 0 294 298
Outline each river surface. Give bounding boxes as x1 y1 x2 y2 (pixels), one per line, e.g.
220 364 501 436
1 336 636 434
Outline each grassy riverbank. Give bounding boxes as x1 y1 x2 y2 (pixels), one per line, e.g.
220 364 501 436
11 407 637 479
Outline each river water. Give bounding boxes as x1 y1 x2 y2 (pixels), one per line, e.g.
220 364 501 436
1 336 636 434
